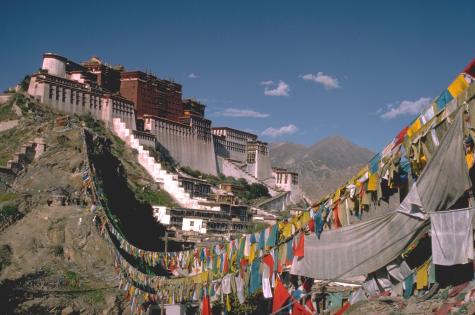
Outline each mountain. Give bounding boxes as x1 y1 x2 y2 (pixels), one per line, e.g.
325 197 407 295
270 136 374 202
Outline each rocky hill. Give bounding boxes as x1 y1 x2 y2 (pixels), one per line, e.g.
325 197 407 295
0 126 124 313
270 136 374 201
0 93 179 314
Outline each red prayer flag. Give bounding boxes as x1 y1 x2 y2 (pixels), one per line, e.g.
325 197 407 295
302 277 312 293
272 280 291 313
294 233 305 258
308 217 315 232
292 300 312 315
334 301 351 315
262 254 274 273
395 126 409 145
463 58 475 77
305 297 315 312
223 253 229 273
333 200 341 228
202 295 211 315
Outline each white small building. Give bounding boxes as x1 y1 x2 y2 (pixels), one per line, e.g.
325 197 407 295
182 218 207 234
152 206 170 225
272 167 299 192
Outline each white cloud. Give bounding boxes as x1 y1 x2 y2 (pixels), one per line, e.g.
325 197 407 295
188 73 199 79
260 80 274 86
262 124 298 137
264 81 290 96
301 72 340 90
381 97 431 119
214 108 269 118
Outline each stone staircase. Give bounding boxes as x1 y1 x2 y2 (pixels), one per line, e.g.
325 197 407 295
5 138 45 174
112 118 211 209
0 138 45 191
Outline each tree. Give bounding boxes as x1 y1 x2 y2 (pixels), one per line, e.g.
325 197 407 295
19 75 30 92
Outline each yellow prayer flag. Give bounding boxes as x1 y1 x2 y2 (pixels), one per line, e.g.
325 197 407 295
367 173 378 192
448 74 469 98
279 221 292 238
332 188 341 203
299 211 310 227
416 261 429 290
466 152 474 169
249 243 256 263
407 118 422 138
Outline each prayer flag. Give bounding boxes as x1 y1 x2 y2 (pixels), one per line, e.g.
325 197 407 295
272 280 291 313
294 233 305 258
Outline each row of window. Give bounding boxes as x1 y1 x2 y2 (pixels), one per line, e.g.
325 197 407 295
47 84 135 118
214 139 246 153
212 129 256 143
152 120 194 136
276 173 298 185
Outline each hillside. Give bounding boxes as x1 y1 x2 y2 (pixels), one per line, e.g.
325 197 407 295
0 125 125 313
270 136 374 201
0 93 181 313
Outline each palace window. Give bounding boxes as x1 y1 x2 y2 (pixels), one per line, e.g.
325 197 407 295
292 174 298 185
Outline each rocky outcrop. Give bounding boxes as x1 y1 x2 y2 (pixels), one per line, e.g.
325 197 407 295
0 138 45 191
0 120 19 133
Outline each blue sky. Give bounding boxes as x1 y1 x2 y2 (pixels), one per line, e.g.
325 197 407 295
1 1 474 151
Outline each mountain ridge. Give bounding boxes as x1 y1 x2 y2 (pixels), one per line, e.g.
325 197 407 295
269 135 374 201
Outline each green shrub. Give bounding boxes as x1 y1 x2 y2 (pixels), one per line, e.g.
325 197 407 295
0 244 12 272
0 193 16 203
51 245 64 257
64 270 80 288
147 145 176 173
0 102 17 121
135 187 176 208
0 203 21 227
79 113 105 134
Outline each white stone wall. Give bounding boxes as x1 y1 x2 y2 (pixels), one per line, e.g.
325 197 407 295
0 94 12 104
28 76 136 130
42 55 66 78
256 192 291 211
182 217 206 234
28 79 102 120
145 118 218 175
256 151 273 180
